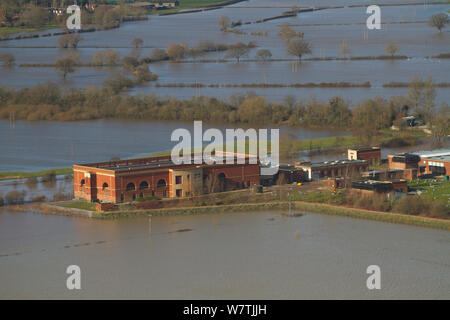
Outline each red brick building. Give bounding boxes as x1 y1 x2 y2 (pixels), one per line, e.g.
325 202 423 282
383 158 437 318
295 159 369 181
388 150 450 178
388 153 421 170
418 155 449 176
351 179 407 196
74 154 260 203
348 147 381 163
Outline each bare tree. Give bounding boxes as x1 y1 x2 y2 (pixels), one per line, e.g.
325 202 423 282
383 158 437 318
225 42 250 62
92 50 104 66
338 40 350 58
0 53 15 67
423 77 436 128
55 53 79 79
131 37 143 48
187 47 206 61
407 76 424 113
167 43 186 61
278 23 302 42
58 34 82 49
286 39 311 60
429 13 450 32
104 49 119 66
149 48 168 62
217 16 230 31
384 41 398 57
431 103 450 145
255 49 272 61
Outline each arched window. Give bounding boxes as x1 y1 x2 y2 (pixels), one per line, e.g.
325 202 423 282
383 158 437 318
139 181 149 190
157 179 166 188
102 182 109 190
126 182 135 191
80 179 85 187
216 173 227 192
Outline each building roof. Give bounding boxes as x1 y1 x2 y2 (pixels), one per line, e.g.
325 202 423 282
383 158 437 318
75 153 258 173
422 155 450 162
411 148 450 162
348 146 380 152
352 180 393 191
390 153 421 163
297 159 367 168
362 168 403 175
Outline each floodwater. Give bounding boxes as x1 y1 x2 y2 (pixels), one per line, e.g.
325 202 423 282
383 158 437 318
0 119 351 172
0 0 449 300
0 208 448 299
0 0 449 103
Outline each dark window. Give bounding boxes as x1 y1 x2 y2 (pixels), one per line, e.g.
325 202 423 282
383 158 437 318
157 179 166 188
126 183 135 191
430 166 446 175
175 176 182 184
80 179 85 187
120 193 124 202
139 181 149 190
176 189 182 197
132 193 136 201
102 182 108 190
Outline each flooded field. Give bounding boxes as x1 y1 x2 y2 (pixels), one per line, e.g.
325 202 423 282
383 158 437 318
0 208 449 299
0 120 351 172
0 0 449 103
0 0 449 301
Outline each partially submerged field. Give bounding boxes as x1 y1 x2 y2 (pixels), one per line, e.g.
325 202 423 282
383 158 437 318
46 181 450 229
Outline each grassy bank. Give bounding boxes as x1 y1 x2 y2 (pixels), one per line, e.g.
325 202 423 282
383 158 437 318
60 201 96 211
292 201 450 230
153 0 244 15
408 179 450 201
0 168 72 181
94 200 450 230
155 82 372 88
0 24 59 37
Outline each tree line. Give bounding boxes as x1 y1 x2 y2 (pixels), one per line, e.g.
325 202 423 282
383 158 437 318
0 78 448 141
0 1 146 34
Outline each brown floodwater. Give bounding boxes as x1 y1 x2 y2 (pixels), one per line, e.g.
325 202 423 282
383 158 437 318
0 208 448 299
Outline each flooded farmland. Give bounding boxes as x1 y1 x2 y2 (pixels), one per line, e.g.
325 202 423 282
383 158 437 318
0 0 449 103
0 0 449 302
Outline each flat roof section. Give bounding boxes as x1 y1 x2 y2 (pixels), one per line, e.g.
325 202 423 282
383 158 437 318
422 155 450 162
348 147 380 152
75 153 259 173
412 148 450 158
297 159 367 168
